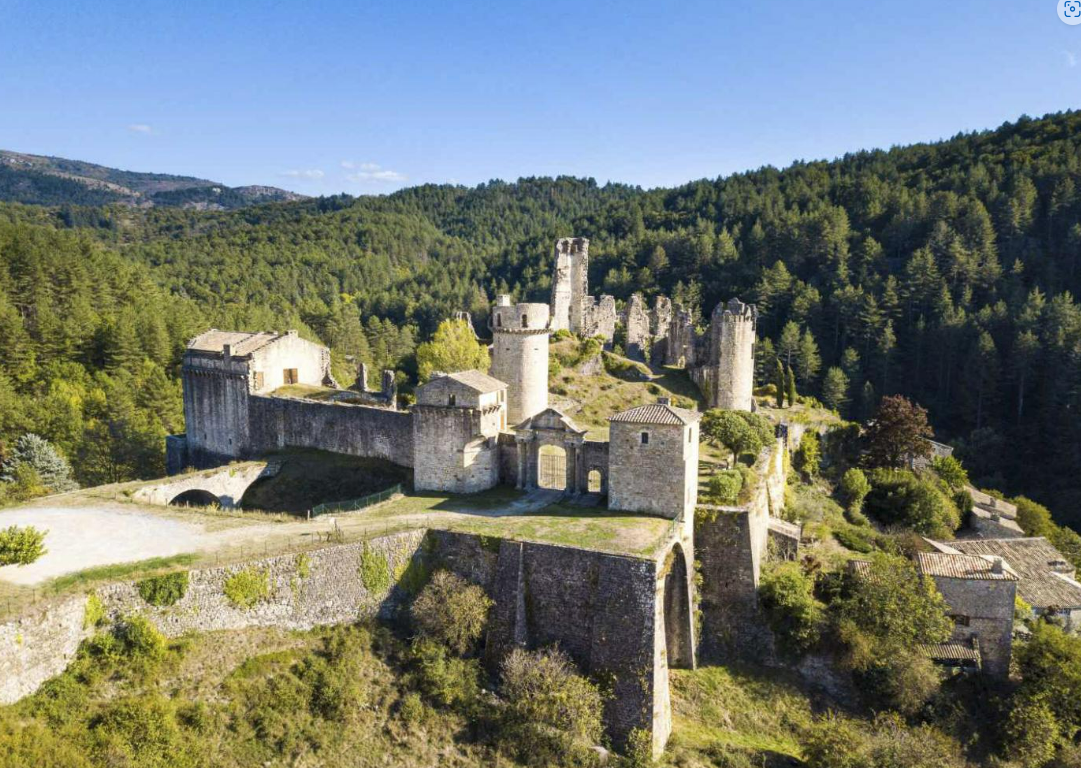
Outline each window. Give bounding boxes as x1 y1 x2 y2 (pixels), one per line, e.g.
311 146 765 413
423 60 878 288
283 368 298 385
949 614 970 627
449 394 457 406
688 430 692 443
587 469 603 493
253 371 265 390
641 432 649 445
496 315 502 327
522 314 528 327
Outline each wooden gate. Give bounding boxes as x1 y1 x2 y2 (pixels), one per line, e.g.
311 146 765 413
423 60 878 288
538 446 567 491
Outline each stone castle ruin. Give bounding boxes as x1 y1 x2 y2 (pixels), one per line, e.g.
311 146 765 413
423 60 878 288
159 238 784 756
547 237 757 411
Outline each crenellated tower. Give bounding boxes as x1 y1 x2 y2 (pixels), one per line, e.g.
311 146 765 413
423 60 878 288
708 298 757 411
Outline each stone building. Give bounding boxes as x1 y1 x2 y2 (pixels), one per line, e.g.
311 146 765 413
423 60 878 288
549 237 619 338
181 330 334 467
944 537 1081 630
489 296 551 425
914 549 1017 678
698 298 757 411
607 398 701 520
412 370 507 493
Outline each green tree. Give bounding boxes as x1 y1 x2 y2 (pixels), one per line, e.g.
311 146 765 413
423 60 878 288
0 433 78 492
701 409 763 466
786 364 797 407
774 359 786 407
840 468 871 513
0 525 48 566
415 319 490 382
796 328 821 385
821 367 849 412
411 570 493 655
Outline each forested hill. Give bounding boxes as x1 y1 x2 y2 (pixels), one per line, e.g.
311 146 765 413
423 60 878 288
3 110 1081 521
0 150 304 209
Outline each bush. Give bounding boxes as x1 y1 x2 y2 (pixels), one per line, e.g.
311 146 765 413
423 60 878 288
92 695 192 767
223 567 270 609
840 468 871 513
833 526 875 553
499 647 604 763
359 543 391 593
793 431 820 478
136 571 189 607
84 592 105 629
1002 694 1060 768
0 525 48 566
856 648 940 715
864 469 960 537
411 570 492 655
844 507 870 527
801 715 868 768
706 470 743 504
932 455 969 490
117 615 167 663
409 637 480 709
758 562 823 658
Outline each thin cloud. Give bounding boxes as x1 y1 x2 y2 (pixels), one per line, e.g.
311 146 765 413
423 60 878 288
127 124 153 134
346 162 407 183
340 160 356 169
280 169 325 179
1064 50 1077 67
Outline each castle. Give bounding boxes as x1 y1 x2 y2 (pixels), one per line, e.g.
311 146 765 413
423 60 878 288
170 238 758 515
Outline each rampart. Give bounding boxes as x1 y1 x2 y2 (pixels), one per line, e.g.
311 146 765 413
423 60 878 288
0 527 685 755
247 395 414 467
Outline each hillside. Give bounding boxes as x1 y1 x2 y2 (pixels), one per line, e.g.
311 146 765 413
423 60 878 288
4 110 1081 521
0 150 304 210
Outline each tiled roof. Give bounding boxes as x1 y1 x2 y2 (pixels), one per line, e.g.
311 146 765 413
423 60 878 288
950 538 1081 609
441 369 507 394
918 640 981 663
967 486 1018 519
970 506 1024 534
609 402 701 426
916 551 1018 581
188 330 289 357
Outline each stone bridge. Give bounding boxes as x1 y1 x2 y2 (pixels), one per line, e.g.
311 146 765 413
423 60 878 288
132 461 276 508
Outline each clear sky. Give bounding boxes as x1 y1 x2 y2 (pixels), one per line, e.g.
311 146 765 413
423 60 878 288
2 0 1079 195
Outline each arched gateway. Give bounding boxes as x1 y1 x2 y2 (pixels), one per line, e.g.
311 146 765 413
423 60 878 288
513 408 600 495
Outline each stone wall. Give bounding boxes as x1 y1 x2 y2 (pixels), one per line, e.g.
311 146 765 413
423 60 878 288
623 293 652 361
97 531 427 635
247 395 414 467
929 575 1016 678
707 299 757 411
412 405 501 493
0 596 87 705
182 355 253 467
428 530 670 754
608 420 699 520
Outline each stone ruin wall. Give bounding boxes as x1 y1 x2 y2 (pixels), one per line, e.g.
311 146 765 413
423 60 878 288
0 528 679 755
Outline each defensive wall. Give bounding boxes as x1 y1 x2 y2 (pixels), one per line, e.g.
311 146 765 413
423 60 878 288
0 526 694 757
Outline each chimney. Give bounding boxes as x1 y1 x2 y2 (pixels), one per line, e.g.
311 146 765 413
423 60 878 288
497 294 512 307
991 557 1004 574
222 344 232 360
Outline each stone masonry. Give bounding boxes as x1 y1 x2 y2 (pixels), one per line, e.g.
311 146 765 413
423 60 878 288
489 296 551 425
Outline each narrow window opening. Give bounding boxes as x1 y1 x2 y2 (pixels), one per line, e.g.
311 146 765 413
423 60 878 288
641 432 649 445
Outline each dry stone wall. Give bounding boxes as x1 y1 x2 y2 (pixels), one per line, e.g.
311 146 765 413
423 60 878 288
0 596 87 705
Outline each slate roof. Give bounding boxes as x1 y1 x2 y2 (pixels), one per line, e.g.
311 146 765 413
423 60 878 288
439 369 507 394
187 330 289 357
609 402 701 426
949 538 1081 609
915 551 1018 581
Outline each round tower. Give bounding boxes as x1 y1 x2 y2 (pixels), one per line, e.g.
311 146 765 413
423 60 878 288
709 298 757 411
490 295 551 426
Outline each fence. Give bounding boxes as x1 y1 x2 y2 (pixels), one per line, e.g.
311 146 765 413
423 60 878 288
309 484 403 518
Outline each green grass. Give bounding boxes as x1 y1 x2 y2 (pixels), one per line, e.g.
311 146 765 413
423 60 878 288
48 554 199 593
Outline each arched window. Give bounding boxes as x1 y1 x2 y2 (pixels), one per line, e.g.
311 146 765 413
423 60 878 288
587 469 603 493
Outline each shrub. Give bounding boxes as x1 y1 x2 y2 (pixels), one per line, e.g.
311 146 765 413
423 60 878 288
92 695 190 767
224 567 270 609
409 637 480 709
117 615 167 663
84 592 106 629
1013 495 1055 537
499 647 604 761
864 469 960 537
844 507 870 527
758 562 823 658
136 571 189 607
295 553 311 579
706 470 743 504
839 468 870 513
856 648 940 715
398 692 427 726
793 431 820 478
833 526 875 553
359 543 391 593
0 525 48 566
623 727 654 766
1001 694 1060 768
411 570 492 655
932 455 969 490
802 715 868 768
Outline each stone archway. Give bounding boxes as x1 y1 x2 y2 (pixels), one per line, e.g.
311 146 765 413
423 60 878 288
538 445 567 491
662 542 695 669
169 489 222 507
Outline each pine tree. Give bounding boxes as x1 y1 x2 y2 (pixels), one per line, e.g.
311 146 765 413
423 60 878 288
796 328 821 386
1 433 78 492
786 365 797 408
821 367 849 413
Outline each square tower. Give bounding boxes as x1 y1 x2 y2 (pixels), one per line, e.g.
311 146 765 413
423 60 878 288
550 237 589 333
607 398 701 519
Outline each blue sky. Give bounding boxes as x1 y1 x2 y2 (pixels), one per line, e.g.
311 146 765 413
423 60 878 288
2 0 1079 195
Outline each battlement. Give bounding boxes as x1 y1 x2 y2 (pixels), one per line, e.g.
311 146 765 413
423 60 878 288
555 236 589 256
491 301 551 334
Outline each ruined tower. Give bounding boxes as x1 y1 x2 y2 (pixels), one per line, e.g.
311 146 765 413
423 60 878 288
550 237 590 333
708 299 757 411
490 296 551 425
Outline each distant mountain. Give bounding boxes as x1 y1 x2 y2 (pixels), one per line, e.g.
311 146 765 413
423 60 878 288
0 150 306 209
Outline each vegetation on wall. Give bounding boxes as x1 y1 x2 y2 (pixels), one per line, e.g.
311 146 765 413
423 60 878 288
135 572 189 607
